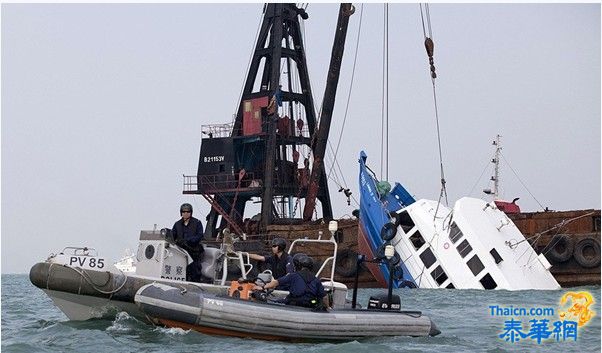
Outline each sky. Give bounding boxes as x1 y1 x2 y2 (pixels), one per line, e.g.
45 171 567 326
2 3 600 274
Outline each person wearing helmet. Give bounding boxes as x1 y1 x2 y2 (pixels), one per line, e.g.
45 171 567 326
172 203 205 282
257 254 330 310
248 237 294 284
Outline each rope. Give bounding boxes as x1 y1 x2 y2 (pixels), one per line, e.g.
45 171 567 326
420 4 448 213
385 4 389 181
327 4 364 182
500 151 546 211
514 211 595 248
468 158 491 196
380 4 389 180
432 86 448 208
326 165 360 207
62 265 129 295
510 211 595 268
516 218 570 265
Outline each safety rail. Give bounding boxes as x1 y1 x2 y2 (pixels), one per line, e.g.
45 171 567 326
200 123 234 138
58 247 98 257
199 121 313 140
288 237 338 289
183 173 261 194
219 252 254 286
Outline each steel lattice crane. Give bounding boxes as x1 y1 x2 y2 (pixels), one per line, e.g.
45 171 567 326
184 3 353 238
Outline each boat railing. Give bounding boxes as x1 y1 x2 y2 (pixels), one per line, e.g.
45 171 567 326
59 246 98 257
200 121 312 140
218 251 254 286
288 237 338 289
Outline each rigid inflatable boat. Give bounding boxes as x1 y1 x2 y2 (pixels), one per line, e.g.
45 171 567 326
135 282 439 341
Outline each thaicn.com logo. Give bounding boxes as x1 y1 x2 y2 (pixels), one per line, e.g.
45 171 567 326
489 291 596 344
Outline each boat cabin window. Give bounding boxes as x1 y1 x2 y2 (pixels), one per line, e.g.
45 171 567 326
445 283 455 289
456 239 473 258
449 222 463 244
419 247 437 269
409 231 426 250
489 248 503 264
466 255 485 276
479 273 497 289
430 265 448 286
397 211 415 232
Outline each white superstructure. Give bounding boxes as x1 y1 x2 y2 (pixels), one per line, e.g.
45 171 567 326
391 197 559 290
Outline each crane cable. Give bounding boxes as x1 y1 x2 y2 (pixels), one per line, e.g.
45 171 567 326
327 3 363 182
500 151 547 211
381 4 389 180
420 4 449 214
324 4 365 208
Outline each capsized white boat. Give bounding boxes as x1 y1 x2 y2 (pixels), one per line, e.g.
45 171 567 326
357 151 560 290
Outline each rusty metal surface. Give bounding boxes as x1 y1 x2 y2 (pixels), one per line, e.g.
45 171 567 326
508 209 600 236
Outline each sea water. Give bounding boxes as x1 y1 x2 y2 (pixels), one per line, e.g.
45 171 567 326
2 274 600 353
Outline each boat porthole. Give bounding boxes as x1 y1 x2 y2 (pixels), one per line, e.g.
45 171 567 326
145 245 155 259
573 237 601 268
444 242 450 249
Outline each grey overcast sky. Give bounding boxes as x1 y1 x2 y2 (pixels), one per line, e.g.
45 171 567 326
2 3 600 274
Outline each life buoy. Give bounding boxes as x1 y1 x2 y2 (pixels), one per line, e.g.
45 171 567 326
573 237 601 268
546 234 574 263
381 222 397 241
335 249 359 277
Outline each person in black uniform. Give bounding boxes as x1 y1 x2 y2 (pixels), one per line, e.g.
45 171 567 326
248 238 294 286
257 253 330 310
171 203 204 282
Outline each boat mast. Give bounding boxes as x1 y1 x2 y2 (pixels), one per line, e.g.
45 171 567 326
483 134 502 199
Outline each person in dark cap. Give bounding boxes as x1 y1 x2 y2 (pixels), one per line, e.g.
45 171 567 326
256 253 330 310
248 237 294 288
172 203 204 282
